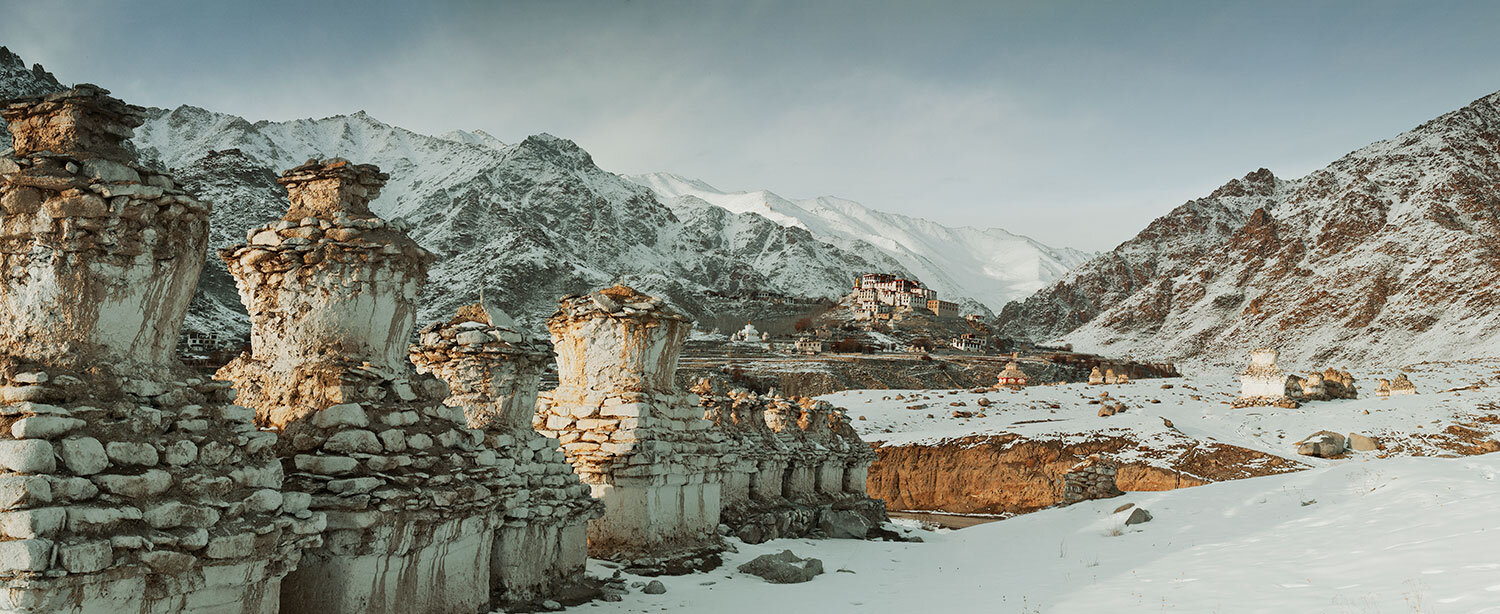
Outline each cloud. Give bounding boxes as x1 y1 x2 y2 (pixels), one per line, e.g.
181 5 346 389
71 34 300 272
3 0 1500 250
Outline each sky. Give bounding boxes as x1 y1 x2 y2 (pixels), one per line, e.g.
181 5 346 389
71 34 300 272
5 0 1500 251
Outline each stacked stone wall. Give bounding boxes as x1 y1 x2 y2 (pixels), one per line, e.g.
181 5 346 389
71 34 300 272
217 159 596 612
0 86 317 613
410 306 601 602
535 287 730 558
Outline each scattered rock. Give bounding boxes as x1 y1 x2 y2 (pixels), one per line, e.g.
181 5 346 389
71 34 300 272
1123 507 1153 525
1296 430 1346 458
642 580 666 594
738 550 825 584
1347 432 1379 452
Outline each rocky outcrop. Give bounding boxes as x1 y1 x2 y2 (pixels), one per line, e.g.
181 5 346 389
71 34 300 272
0 85 316 612
867 433 1305 515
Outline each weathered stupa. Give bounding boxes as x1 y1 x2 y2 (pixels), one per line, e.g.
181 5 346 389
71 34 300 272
217 159 587 612
534 286 728 558
1236 348 1290 404
692 379 885 543
995 356 1028 390
535 286 888 557
408 304 601 602
0 86 318 612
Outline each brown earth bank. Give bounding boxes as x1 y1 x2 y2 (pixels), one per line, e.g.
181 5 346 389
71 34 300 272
867 433 1306 515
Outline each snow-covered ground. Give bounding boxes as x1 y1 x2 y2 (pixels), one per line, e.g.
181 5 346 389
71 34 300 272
825 360 1500 462
555 361 1500 613
574 455 1500 613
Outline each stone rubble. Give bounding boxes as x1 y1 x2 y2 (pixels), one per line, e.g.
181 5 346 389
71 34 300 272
0 86 317 613
1060 455 1124 505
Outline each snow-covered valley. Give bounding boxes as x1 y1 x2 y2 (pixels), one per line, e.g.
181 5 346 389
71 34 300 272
573 361 1500 613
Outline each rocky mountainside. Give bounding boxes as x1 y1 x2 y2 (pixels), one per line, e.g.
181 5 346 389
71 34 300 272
3 48 1021 340
630 172 1092 312
1003 90 1500 367
0 47 62 143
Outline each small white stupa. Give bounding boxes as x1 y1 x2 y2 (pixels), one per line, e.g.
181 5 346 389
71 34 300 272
730 320 761 342
1239 348 1289 399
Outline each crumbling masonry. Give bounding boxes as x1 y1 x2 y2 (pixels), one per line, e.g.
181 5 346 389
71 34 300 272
217 159 596 612
535 286 886 556
0 86 889 613
0 86 318 612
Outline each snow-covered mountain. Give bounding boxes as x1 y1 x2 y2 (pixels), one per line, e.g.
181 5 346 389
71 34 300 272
0 47 61 143
1003 89 1500 367
3 48 982 337
629 172 1093 312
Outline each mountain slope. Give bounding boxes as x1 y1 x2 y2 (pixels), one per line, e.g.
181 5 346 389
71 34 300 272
131 105 926 334
0 46 63 143
628 172 1092 312
1004 90 1500 367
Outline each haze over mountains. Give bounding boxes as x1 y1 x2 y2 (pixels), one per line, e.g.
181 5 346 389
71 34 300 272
0 47 1092 340
628 173 1093 313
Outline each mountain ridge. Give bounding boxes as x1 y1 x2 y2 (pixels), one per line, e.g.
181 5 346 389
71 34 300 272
1003 88 1500 367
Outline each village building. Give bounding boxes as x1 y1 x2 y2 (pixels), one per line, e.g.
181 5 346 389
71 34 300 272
794 334 824 355
928 298 959 318
950 333 985 352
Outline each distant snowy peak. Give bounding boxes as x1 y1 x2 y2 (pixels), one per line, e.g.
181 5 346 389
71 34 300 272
626 172 1092 311
627 172 810 229
439 128 506 150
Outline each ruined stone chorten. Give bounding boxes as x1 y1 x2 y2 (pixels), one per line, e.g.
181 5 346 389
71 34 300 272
1087 366 1104 385
0 86 318 612
217 160 528 613
1060 455 1123 505
534 286 730 558
1388 373 1417 396
691 378 884 543
409 304 601 602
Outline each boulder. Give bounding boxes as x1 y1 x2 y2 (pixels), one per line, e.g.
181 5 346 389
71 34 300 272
737 550 825 584
1123 507 1153 526
1347 433 1379 452
1296 430 1346 458
817 508 872 539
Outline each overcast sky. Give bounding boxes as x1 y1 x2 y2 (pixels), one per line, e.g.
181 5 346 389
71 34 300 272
5 0 1500 250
